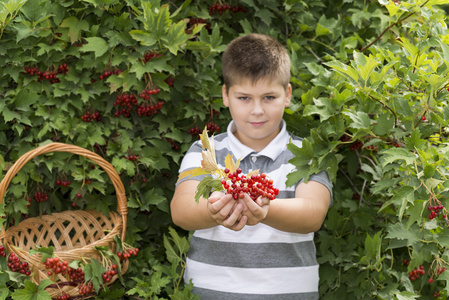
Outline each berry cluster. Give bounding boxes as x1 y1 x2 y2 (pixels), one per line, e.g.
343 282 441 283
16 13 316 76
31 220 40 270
80 110 101 122
23 64 68 84
188 126 202 138
138 88 161 100
187 17 211 31
166 138 180 150
221 168 279 201
113 93 138 118
137 101 164 117
208 3 247 15
68 266 85 283
164 77 175 87
99 69 122 80
408 265 425 281
78 281 94 295
117 247 139 262
125 154 140 161
142 51 162 63
0 245 6 257
350 140 363 151
56 292 71 300
94 142 108 156
56 178 71 187
34 191 49 203
8 252 31 275
428 204 446 220
206 122 220 134
44 257 69 276
102 264 118 283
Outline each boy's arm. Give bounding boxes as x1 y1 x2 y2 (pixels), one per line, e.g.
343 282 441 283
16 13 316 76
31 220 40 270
260 180 331 234
170 179 247 231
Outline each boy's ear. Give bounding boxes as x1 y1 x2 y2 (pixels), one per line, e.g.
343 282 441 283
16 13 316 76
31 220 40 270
222 85 230 107
285 84 292 107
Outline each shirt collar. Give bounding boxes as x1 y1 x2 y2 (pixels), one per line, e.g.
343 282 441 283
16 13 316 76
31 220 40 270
226 120 289 161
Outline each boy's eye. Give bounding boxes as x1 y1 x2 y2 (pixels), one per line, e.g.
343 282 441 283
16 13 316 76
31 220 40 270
265 96 275 100
239 97 249 100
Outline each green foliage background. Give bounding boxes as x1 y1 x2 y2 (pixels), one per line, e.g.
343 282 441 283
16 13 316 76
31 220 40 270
1 0 449 299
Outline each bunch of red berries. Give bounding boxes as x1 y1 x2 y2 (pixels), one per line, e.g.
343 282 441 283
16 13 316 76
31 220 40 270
437 266 447 276
23 64 68 84
99 69 122 80
138 88 161 100
44 257 69 276
0 245 6 257
428 204 446 220
142 51 162 63
102 264 118 283
137 101 164 117
188 126 202 138
56 292 71 300
113 93 138 118
187 17 211 31
68 266 85 283
117 247 139 262
408 265 425 281
166 138 180 150
164 77 175 87
350 140 363 151
34 191 49 202
8 252 31 275
78 281 94 295
206 122 220 134
221 168 279 201
208 3 247 15
125 154 140 162
56 179 71 187
80 110 101 122
57 63 69 74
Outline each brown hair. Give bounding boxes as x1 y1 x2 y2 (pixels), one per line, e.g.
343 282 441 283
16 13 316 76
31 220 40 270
222 33 290 92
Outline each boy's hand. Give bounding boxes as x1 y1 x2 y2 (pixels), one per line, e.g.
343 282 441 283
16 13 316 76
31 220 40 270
208 191 247 231
237 194 270 226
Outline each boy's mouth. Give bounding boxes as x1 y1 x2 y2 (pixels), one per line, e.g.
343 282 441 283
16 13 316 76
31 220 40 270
250 122 266 127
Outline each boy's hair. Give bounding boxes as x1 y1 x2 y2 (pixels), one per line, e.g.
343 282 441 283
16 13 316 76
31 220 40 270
222 33 291 92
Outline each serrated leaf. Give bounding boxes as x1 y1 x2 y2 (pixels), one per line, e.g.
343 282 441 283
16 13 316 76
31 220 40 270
59 16 89 43
195 177 223 203
177 167 209 183
11 279 52 300
79 37 109 58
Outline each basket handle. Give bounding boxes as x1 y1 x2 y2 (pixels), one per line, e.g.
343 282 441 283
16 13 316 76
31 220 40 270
0 142 127 241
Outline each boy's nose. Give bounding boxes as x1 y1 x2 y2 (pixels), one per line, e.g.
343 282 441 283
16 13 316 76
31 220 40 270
251 101 264 115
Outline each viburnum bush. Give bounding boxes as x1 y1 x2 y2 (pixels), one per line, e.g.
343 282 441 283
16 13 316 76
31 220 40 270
0 0 449 299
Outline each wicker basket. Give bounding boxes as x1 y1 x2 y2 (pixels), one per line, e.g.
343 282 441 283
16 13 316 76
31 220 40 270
0 143 128 299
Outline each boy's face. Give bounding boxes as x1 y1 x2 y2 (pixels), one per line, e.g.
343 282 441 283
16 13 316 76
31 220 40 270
222 78 292 152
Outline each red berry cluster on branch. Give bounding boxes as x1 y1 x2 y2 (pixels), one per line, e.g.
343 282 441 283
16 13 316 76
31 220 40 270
221 168 279 201
138 88 161 100
142 51 162 63
78 281 94 295
164 77 175 87
117 247 139 262
206 122 220 134
0 245 6 257
188 126 202 138
23 64 68 84
44 257 69 276
137 101 164 117
428 204 446 220
125 154 140 161
208 3 247 15
187 17 211 31
80 110 101 122
68 266 85 283
166 138 180 150
8 253 31 275
56 178 71 187
99 69 122 80
56 292 71 300
350 140 363 151
408 265 425 281
102 264 118 283
34 191 49 202
113 93 138 117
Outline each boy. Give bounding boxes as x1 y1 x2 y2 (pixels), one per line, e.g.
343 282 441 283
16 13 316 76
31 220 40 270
171 33 332 300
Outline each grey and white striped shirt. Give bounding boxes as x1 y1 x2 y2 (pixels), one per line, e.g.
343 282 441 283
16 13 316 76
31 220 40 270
177 120 333 300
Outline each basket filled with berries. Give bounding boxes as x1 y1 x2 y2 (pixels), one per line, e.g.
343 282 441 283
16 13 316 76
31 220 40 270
0 142 137 299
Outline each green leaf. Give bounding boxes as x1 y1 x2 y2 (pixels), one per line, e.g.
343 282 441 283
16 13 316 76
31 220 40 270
343 111 371 130
11 279 52 300
195 176 221 203
59 16 90 43
79 37 109 58
380 148 417 167
385 222 419 246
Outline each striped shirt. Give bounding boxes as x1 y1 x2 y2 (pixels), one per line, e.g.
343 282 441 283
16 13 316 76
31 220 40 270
177 120 333 300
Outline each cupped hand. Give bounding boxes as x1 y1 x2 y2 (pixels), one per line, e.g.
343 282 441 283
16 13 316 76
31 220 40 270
208 191 247 231
236 194 270 226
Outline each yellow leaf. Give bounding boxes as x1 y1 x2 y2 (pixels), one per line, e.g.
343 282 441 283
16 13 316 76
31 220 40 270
177 167 210 183
224 154 240 173
247 169 260 177
199 127 213 151
201 149 219 172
